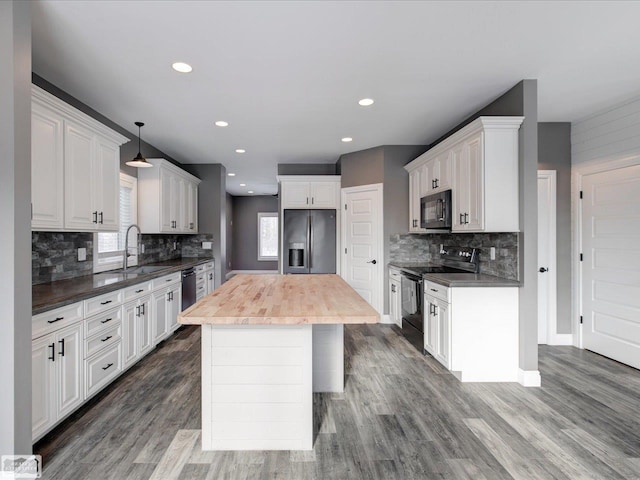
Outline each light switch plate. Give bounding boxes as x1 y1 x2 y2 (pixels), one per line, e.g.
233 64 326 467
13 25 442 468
77 247 87 262
202 241 212 250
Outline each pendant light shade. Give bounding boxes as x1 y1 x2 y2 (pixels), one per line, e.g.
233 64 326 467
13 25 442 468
126 122 152 168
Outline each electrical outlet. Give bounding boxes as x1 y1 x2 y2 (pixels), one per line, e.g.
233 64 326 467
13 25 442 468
77 247 86 262
202 241 212 250
173 241 177 250
140 244 145 253
490 247 496 260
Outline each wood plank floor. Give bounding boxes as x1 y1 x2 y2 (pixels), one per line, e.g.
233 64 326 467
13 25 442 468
35 325 640 480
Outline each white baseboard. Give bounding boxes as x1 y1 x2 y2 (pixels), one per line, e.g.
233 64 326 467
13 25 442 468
548 334 574 346
518 369 541 387
226 270 277 279
380 314 393 324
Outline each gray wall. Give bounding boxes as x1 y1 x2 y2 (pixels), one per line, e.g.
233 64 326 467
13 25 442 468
339 146 385 188
184 164 227 287
538 123 572 335
277 163 338 176
0 0 32 453
32 74 183 177
232 196 279 271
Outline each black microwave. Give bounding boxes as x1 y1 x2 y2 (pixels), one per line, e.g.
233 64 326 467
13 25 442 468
420 190 452 230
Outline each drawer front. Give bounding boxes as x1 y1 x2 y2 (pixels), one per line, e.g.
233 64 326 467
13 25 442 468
424 280 449 302
196 272 206 283
152 273 181 290
85 341 122 398
85 307 121 338
203 261 214 271
196 280 206 301
85 321 122 359
195 264 206 273
84 290 122 318
389 269 402 281
123 281 153 302
33 302 83 339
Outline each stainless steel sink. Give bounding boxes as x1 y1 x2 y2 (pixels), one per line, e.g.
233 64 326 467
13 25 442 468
117 265 168 275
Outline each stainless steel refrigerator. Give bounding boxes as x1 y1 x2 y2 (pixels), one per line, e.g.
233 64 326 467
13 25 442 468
283 209 336 274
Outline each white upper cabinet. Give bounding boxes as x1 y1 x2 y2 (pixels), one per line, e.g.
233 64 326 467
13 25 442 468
405 116 523 233
32 85 128 232
31 102 64 230
138 158 201 234
278 176 340 209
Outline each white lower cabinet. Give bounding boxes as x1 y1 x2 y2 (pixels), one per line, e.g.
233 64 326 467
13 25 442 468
423 282 519 382
32 322 84 442
122 300 139 369
388 269 402 326
152 283 181 344
85 341 122 399
122 295 153 368
168 286 181 333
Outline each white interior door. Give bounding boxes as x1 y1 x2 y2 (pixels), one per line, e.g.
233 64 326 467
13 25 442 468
341 184 383 315
581 164 640 368
538 171 557 344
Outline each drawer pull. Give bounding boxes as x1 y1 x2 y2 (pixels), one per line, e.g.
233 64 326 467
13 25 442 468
166 278 172 282
198 286 204 291
135 289 144 293
100 318 113 324
102 363 114 371
100 300 113 305
430 288 438 292
47 316 64 324
101 335 113 342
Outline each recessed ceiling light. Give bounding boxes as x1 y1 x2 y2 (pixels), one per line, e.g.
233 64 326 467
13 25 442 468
215 121 229 127
341 137 353 143
235 149 246 153
248 190 254 194
172 62 192 73
228 173 236 177
240 183 246 187
358 98 374 106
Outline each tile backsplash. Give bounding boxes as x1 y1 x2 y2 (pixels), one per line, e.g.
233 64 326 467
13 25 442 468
32 231 214 285
390 232 519 280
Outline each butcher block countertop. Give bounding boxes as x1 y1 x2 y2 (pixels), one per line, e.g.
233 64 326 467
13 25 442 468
179 274 380 325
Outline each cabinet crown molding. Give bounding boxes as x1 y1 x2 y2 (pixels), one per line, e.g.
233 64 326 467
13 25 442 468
405 116 524 172
277 175 341 183
146 158 201 184
32 85 129 146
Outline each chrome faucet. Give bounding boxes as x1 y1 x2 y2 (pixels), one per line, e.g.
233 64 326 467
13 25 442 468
123 224 142 272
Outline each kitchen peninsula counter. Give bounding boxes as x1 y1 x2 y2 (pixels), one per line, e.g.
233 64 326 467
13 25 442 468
178 274 379 451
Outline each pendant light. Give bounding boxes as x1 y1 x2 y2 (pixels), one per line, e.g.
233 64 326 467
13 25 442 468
126 121 152 168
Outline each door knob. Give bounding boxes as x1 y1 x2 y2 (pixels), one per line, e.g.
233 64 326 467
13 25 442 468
539 267 548 273
367 260 377 265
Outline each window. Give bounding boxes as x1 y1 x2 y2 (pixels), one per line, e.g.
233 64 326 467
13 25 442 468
94 173 138 272
258 212 278 261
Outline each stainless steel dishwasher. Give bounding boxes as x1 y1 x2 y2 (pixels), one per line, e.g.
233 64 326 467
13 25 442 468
181 267 196 311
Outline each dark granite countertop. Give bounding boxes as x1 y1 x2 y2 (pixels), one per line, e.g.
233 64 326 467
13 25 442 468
33 257 214 315
423 272 520 288
388 262 519 288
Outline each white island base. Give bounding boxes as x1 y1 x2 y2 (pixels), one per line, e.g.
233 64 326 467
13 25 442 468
201 323 344 451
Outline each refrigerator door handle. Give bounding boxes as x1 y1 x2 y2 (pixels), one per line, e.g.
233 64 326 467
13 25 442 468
308 214 312 270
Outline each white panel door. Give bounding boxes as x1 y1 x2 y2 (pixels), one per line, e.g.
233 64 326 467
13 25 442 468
160 169 173 232
152 289 169 345
138 296 154 356
408 170 422 232
465 135 484 231
282 182 311 208
582 164 640 368
451 143 467 232
31 104 64 230
342 184 383 314
538 171 557 344
310 181 337 208
64 121 96 230
169 287 181 332
122 301 138 368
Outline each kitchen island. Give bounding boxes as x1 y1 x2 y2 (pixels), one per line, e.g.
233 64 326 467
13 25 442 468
178 274 379 450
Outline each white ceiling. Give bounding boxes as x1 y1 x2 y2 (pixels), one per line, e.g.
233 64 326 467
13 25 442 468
32 1 640 195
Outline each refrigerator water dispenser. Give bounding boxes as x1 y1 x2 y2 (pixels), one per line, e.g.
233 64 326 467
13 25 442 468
288 243 305 268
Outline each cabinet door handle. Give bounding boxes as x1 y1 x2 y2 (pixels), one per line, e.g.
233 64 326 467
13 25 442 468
306 197 309 205
102 363 114 371
209 273 213 280
58 338 65 357
464 213 469 224
93 211 98 223
459 213 464 225
391 284 396 293
136 305 140 317
48 343 55 362
140 304 145 315
100 300 112 305
47 316 64 324
167 292 171 301
311 197 314 205
100 317 112 324
136 289 144 293
99 211 104 224
101 335 112 342
435 179 439 188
